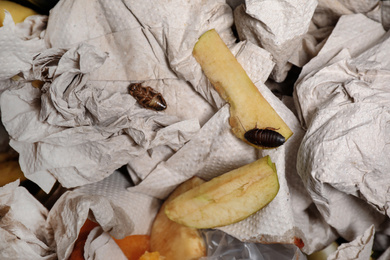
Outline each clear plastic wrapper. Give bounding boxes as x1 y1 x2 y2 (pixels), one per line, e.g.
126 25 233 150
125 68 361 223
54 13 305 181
200 230 307 260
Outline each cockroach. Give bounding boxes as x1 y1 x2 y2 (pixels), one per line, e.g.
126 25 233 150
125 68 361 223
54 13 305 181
129 83 167 111
237 117 285 148
244 127 285 148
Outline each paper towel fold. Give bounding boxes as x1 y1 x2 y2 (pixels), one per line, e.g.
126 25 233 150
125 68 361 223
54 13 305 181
312 0 381 29
44 0 178 82
328 225 375 260
288 0 382 71
294 13 386 129
294 0 383 69
46 170 158 260
234 0 318 82
0 13 47 80
84 227 127 260
0 180 56 260
44 0 237 110
38 43 108 127
0 171 156 260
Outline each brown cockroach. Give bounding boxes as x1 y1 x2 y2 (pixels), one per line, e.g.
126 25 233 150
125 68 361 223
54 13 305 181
244 127 285 148
237 117 285 148
129 83 167 111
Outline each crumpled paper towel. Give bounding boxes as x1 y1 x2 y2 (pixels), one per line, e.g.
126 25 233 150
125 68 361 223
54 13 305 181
0 170 154 260
328 225 375 260
84 227 127 260
46 171 152 260
295 13 390 242
0 12 46 105
234 0 383 80
0 17 200 192
44 0 178 82
0 12 47 81
0 180 55 259
0 0 261 193
312 0 381 29
294 13 387 129
288 0 382 70
44 0 236 110
234 0 318 82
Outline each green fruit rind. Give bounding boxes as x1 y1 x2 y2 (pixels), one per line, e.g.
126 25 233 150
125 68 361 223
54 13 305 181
165 156 279 229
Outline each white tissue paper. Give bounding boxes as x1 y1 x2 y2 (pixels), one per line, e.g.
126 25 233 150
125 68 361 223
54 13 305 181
295 12 390 246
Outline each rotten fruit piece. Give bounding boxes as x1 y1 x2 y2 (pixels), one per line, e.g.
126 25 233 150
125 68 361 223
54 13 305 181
150 177 207 260
165 156 279 229
193 29 293 149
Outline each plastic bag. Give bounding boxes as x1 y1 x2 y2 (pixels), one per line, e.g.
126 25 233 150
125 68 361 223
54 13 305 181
200 230 307 260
